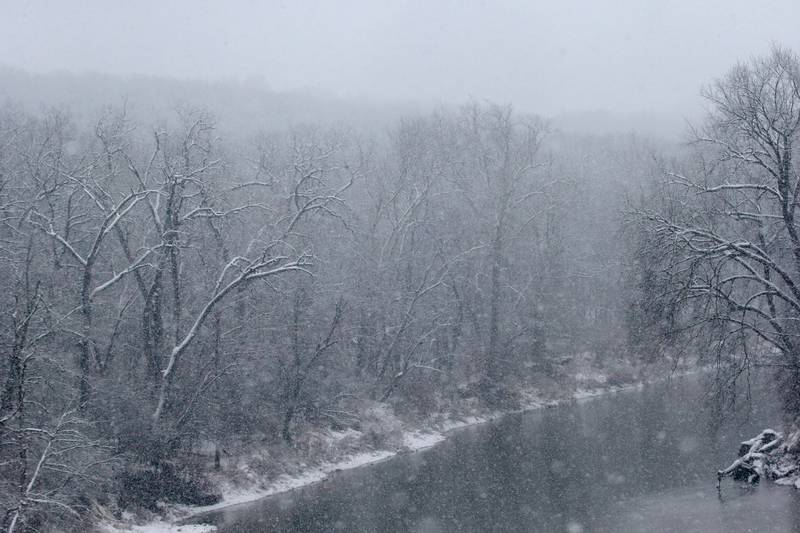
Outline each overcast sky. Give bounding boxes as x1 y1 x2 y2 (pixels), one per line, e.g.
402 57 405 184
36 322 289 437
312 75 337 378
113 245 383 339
1 0 798 117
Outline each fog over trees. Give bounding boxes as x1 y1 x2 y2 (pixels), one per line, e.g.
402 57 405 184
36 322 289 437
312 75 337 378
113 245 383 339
1 10 800 530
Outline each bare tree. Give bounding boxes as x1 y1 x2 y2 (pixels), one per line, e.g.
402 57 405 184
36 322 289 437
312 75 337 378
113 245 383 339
449 104 553 394
278 293 345 442
642 46 800 411
148 121 357 429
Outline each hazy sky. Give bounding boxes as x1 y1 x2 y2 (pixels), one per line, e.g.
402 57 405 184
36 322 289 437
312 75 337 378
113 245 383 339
1 0 798 116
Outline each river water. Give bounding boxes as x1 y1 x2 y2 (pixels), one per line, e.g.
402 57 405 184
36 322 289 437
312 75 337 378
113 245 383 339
189 375 800 532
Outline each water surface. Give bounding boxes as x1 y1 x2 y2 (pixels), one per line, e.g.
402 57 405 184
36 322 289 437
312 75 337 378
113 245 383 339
190 376 799 532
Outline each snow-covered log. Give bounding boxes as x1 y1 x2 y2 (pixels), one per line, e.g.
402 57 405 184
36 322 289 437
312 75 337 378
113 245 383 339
717 429 783 487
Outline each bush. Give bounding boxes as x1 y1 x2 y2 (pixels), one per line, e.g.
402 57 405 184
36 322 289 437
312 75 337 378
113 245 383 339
605 366 638 387
117 463 220 511
476 380 521 410
357 403 403 450
395 376 440 417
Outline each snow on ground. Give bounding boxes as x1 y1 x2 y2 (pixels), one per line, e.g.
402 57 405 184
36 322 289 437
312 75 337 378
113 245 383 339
176 449 397 517
99 448 396 533
574 387 609 400
437 415 489 433
575 370 608 384
775 476 800 489
101 377 652 532
403 430 446 450
102 520 217 533
159 429 455 526
574 382 644 401
178 428 453 521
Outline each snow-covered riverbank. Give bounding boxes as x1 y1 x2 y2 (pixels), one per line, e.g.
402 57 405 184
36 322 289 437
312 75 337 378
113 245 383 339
99 380 649 533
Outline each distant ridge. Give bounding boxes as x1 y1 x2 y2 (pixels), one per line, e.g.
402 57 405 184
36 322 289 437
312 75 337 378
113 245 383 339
0 66 422 136
0 66 691 140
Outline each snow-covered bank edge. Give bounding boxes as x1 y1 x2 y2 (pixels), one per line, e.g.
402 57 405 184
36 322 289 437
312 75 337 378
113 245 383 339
99 379 660 533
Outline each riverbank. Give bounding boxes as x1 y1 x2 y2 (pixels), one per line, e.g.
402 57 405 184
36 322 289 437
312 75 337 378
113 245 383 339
99 369 660 533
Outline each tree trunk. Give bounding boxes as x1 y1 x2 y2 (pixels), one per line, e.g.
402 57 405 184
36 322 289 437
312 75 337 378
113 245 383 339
486 223 503 382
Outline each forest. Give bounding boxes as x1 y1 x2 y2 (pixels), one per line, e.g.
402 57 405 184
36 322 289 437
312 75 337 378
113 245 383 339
1 45 799 531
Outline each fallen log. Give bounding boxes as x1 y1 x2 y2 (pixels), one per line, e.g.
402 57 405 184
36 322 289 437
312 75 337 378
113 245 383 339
717 429 782 488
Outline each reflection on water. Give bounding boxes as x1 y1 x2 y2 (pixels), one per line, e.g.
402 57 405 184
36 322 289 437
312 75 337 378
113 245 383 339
189 376 800 532
602 483 800 533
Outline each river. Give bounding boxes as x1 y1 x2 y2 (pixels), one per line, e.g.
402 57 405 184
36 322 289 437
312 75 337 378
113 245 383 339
187 375 800 532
